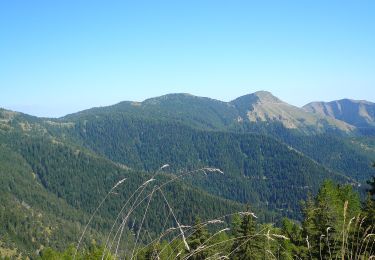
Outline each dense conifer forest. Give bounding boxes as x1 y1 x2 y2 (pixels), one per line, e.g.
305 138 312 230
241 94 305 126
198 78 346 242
0 94 374 258
2 0 375 256
38 177 375 259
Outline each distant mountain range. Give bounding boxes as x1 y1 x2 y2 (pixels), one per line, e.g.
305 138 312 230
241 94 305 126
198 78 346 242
65 91 372 135
1 91 374 256
231 91 355 133
303 98 375 130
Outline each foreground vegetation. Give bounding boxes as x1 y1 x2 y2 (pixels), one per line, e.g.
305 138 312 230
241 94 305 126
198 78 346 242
1 107 375 259
39 175 375 259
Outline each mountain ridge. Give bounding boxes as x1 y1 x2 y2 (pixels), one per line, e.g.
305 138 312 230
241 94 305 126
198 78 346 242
60 91 364 135
303 99 375 130
1 91 375 256
230 91 355 133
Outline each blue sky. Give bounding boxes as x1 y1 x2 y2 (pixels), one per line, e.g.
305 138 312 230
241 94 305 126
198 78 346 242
0 1 374 117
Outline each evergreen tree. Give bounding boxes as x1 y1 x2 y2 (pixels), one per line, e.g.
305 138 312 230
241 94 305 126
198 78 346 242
280 218 308 259
361 162 375 253
231 213 242 238
186 217 210 260
363 162 375 251
367 162 375 197
231 211 262 260
301 180 361 259
144 242 161 260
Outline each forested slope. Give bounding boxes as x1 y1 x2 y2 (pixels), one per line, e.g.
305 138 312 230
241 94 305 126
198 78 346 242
48 115 355 219
0 127 246 256
1 91 375 258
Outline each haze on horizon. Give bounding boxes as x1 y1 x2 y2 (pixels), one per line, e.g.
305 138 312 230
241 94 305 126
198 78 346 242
1 1 374 118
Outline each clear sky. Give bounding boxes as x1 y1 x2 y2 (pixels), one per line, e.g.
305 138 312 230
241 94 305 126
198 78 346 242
1 0 374 117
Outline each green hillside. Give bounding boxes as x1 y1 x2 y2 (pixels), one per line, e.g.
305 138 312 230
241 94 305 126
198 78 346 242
48 114 355 219
52 92 375 185
0 124 245 257
63 93 239 131
62 92 357 135
1 92 374 257
0 144 103 258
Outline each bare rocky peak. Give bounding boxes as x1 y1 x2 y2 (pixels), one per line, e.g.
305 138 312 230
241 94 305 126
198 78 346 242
252 91 283 103
303 99 375 128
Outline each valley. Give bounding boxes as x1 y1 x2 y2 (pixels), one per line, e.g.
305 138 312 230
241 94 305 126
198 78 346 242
1 91 374 258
